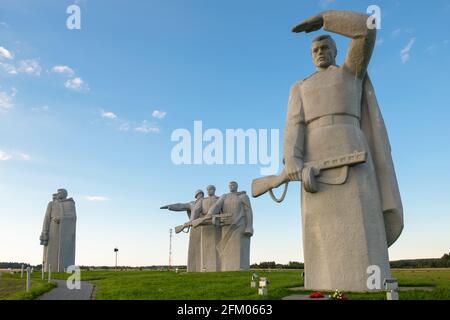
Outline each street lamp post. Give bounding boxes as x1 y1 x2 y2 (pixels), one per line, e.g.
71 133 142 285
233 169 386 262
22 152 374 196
114 247 119 270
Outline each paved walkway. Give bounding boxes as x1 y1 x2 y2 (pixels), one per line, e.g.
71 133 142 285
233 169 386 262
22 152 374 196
38 280 94 300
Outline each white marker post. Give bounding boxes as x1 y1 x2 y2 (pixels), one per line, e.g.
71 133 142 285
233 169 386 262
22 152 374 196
26 267 31 292
21 264 24 278
48 264 52 283
41 265 44 280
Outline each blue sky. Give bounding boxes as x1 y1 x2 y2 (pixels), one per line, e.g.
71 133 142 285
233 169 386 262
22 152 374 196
1 0 449 266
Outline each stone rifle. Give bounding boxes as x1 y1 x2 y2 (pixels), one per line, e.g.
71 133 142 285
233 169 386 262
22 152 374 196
175 213 233 234
251 151 367 202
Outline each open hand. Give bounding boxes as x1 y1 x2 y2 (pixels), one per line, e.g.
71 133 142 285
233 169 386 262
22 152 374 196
292 14 324 33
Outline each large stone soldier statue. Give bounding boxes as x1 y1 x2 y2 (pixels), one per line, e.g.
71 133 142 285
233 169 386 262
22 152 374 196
208 181 254 271
161 189 204 272
282 10 403 291
40 189 77 272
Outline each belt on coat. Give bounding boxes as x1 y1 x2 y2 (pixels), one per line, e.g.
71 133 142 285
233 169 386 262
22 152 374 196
307 114 360 130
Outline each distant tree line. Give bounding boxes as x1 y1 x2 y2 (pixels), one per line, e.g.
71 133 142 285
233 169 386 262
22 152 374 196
2 253 448 270
250 261 304 269
0 262 32 269
250 253 450 269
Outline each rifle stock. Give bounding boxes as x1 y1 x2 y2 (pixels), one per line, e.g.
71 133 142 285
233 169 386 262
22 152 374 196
252 170 288 198
251 151 367 199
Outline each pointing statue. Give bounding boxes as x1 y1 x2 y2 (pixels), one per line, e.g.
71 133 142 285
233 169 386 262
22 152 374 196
40 189 77 272
161 189 204 272
252 10 403 291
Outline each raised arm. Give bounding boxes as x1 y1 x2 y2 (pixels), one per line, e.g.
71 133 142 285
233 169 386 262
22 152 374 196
283 81 306 181
293 10 376 78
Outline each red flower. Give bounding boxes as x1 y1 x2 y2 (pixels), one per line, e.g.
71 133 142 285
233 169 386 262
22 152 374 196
309 292 324 298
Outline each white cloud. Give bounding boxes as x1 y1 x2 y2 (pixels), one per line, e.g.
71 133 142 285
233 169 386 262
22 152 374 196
0 62 17 74
135 121 160 134
101 111 117 119
51 65 75 76
0 22 9 29
0 91 14 110
152 110 167 119
0 46 13 59
400 38 416 64
376 38 384 46
19 153 31 161
0 150 12 161
84 196 111 202
18 59 41 75
65 77 87 91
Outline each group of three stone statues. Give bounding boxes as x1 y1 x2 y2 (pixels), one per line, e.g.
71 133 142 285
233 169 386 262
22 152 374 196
40 10 403 292
161 181 254 272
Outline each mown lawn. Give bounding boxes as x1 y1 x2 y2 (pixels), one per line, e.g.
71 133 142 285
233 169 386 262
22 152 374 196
0 272 56 300
46 268 450 300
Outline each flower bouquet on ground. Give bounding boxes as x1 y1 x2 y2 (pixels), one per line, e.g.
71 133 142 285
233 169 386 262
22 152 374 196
330 289 348 300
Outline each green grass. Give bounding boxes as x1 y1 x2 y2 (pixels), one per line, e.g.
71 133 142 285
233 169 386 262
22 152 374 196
0 273 57 300
46 268 450 300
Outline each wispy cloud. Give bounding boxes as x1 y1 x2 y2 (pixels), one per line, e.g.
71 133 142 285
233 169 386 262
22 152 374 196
400 38 416 63
0 150 31 161
31 105 50 112
152 110 167 119
17 59 41 76
391 28 401 38
0 22 9 29
135 121 160 134
84 196 111 202
0 59 42 76
0 150 12 161
51 65 75 76
0 62 17 74
119 122 130 131
101 111 117 119
19 153 31 161
0 91 14 110
0 46 13 59
65 77 88 91
376 38 384 46
319 0 336 8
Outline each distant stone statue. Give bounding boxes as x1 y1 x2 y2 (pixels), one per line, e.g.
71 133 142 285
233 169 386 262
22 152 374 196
40 189 77 272
208 181 253 271
199 185 220 271
276 10 403 291
161 189 204 272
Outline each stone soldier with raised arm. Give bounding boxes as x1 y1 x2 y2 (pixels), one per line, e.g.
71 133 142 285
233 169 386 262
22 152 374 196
282 11 403 291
